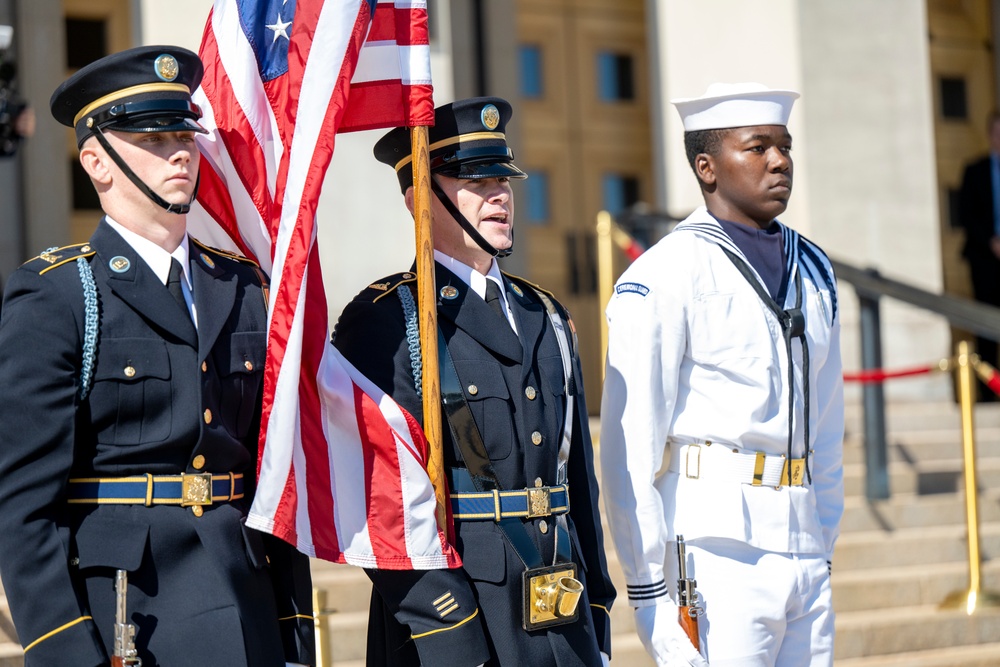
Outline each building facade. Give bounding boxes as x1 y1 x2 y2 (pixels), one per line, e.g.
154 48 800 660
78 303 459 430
0 0 996 405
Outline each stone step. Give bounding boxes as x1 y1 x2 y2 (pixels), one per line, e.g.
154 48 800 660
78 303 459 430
841 456 1000 497
842 427 1000 466
841 489 1000 533
844 402 1000 433
833 522 1000 571
831 560 1000 613
833 641 1000 666
834 604 1000 659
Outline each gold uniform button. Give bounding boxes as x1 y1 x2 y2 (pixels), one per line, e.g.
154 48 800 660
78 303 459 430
534 477 543 487
539 520 549 534
244 360 254 372
468 384 479 396
192 506 204 517
124 366 136 378
201 361 207 372
204 409 213 424
525 386 537 400
192 455 206 470
531 431 543 446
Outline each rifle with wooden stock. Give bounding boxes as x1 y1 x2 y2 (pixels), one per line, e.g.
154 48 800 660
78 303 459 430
676 535 702 650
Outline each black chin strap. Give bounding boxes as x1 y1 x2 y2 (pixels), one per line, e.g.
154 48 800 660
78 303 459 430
431 177 513 258
91 126 200 215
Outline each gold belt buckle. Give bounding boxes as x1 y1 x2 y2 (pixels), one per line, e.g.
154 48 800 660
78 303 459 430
778 459 806 487
526 487 551 518
181 473 213 506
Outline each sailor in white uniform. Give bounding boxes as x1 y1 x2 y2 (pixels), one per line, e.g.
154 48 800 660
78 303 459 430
599 83 844 667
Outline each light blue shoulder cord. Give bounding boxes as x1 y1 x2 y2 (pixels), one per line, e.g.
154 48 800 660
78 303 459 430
397 284 423 399
76 255 99 400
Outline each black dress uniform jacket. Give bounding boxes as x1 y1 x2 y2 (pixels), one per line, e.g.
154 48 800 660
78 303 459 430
333 262 615 667
0 220 314 667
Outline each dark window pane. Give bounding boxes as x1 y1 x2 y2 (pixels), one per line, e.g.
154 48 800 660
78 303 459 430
602 174 640 215
65 19 107 70
597 52 635 101
71 159 101 210
524 170 549 224
520 44 543 98
947 186 962 228
566 232 580 294
940 77 968 120
565 231 597 295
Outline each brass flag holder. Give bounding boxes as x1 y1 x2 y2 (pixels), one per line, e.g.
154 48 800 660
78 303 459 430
313 587 335 667
940 340 1000 613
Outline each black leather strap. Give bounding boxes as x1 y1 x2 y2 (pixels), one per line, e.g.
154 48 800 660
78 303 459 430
720 246 812 485
437 328 543 569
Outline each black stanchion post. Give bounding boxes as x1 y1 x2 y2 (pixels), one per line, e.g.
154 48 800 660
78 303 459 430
858 277 890 500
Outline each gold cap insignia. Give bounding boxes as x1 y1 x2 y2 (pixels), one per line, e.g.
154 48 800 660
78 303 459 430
480 104 500 131
200 252 216 269
440 285 459 300
109 256 131 273
154 54 179 82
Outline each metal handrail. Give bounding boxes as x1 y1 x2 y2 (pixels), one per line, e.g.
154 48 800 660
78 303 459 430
831 258 1000 500
831 260 1000 340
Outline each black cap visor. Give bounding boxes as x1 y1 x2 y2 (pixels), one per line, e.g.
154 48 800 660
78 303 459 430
440 160 527 180
77 98 207 145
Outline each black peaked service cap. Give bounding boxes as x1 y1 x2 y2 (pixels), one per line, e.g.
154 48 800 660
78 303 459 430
374 96 527 193
51 45 208 147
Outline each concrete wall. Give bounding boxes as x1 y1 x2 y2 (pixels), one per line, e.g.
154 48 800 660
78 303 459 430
797 1 949 401
647 0 949 401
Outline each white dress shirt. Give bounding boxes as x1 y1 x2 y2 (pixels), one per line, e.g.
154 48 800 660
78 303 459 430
433 250 517 333
106 217 198 328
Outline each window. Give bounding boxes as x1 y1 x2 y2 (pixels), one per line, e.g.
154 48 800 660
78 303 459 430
602 173 640 215
523 170 550 224
520 45 544 98
597 52 635 101
565 232 598 295
940 77 968 120
65 18 107 70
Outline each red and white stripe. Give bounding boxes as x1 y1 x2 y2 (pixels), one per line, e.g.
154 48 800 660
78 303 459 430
189 0 458 569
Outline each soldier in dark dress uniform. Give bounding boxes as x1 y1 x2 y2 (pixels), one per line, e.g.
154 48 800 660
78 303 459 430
0 46 314 667
332 97 616 667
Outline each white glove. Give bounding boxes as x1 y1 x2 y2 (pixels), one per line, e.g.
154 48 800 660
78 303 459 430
634 604 709 667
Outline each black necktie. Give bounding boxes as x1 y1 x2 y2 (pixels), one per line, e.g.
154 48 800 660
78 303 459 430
485 280 507 323
167 258 189 316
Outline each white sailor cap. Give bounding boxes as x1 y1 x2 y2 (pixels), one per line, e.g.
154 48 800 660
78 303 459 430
671 82 799 132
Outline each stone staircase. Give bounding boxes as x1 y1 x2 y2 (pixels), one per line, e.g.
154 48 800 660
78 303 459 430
3 399 1000 665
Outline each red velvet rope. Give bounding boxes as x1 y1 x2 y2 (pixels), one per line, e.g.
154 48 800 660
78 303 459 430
842 365 937 383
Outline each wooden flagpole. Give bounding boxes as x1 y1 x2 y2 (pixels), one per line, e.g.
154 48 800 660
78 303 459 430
410 126 448 540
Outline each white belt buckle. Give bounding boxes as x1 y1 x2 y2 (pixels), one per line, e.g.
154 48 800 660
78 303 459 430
685 444 701 479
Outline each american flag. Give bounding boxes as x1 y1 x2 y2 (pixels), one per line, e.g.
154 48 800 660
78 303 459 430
189 0 460 570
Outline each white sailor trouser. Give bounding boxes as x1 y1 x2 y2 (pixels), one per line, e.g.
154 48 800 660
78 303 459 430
666 537 834 667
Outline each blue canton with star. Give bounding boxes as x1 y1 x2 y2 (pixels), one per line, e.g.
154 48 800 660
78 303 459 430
238 0 297 82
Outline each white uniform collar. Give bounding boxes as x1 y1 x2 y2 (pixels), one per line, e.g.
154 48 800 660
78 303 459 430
105 216 192 291
674 207 801 306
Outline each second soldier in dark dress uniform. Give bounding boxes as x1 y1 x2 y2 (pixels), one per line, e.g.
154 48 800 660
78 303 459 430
0 46 314 666
333 97 615 666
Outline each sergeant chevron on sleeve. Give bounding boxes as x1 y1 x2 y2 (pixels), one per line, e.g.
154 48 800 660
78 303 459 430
599 82 845 667
0 45 314 667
